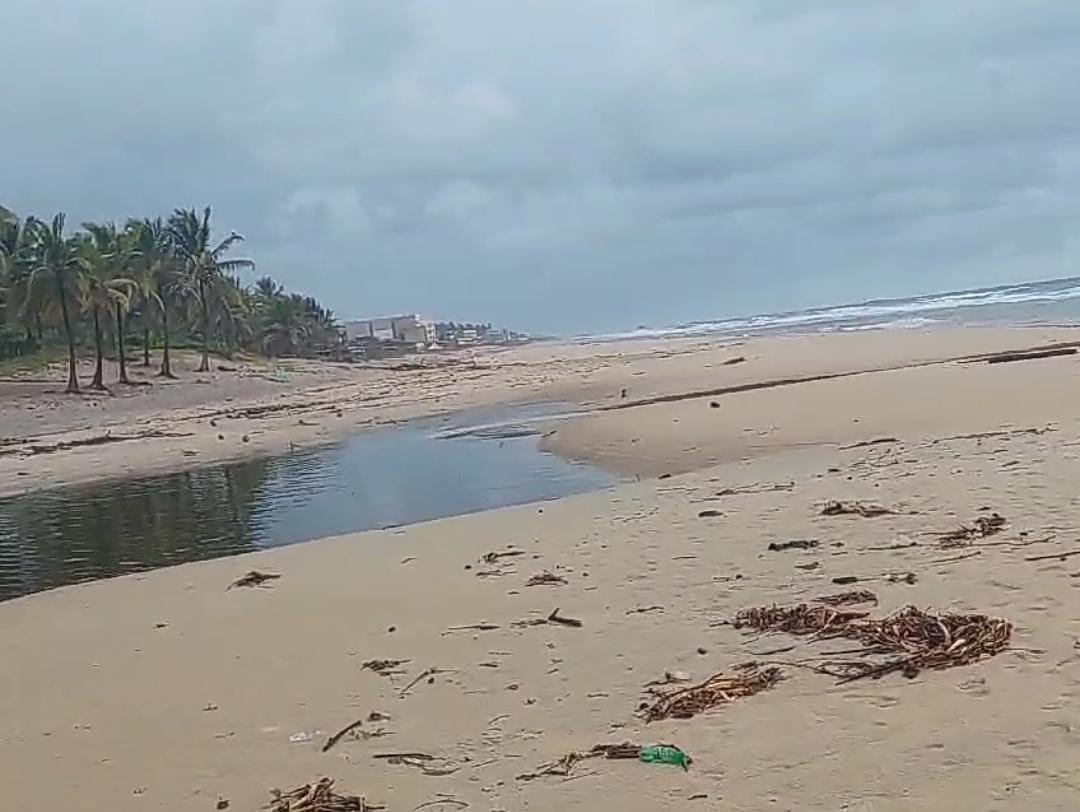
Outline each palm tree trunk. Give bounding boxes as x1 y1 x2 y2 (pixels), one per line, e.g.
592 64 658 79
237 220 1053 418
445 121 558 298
142 327 151 366
158 289 176 379
56 278 79 394
115 302 130 384
197 280 210 372
90 306 107 391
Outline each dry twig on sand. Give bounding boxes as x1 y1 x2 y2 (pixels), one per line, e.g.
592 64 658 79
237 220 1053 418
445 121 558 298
480 549 526 565
264 777 383 811
842 437 898 450
716 481 794 497
511 607 583 629
547 607 583 627
814 590 878 607
373 752 460 776
361 659 410 677
526 571 568 586
1025 548 1080 563
399 667 454 697
768 539 818 552
443 623 500 634
940 513 1006 547
227 571 281 590
821 501 895 518
319 721 371 760
641 666 783 721
517 742 649 781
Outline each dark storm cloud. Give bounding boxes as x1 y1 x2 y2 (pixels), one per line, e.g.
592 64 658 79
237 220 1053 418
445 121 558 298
4 0 1080 332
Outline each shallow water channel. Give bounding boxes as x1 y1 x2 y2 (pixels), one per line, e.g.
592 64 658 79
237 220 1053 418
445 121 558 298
0 403 614 602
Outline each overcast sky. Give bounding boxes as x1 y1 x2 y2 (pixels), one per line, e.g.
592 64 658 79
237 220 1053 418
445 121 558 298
4 1 1080 334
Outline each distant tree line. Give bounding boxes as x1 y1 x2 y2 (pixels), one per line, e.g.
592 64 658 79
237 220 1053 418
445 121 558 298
0 205 342 392
435 321 494 341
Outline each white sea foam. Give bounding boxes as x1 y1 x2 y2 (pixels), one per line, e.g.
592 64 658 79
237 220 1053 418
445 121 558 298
581 277 1080 343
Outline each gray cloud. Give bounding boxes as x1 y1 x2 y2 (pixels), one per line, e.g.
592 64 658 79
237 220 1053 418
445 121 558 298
4 0 1080 332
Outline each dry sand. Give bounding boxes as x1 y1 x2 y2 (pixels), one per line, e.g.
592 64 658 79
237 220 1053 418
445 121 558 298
4 326 1080 809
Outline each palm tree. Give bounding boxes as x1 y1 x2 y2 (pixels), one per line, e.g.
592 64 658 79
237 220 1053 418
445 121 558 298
129 218 180 378
1 211 42 350
215 275 254 355
82 222 141 384
23 214 89 393
167 207 253 372
0 207 17 320
79 228 137 390
261 293 313 356
253 275 283 303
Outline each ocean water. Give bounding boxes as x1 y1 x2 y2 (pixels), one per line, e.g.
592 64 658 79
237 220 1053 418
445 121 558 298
585 276 1080 342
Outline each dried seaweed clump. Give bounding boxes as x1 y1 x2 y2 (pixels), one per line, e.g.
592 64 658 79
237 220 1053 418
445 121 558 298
814 590 878 607
940 513 1006 547
264 778 383 811
517 742 657 780
821 501 894 518
735 601 1011 683
641 666 783 721
836 606 1011 681
733 604 869 637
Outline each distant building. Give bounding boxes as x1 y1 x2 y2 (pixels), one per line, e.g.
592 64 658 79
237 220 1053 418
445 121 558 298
344 315 435 346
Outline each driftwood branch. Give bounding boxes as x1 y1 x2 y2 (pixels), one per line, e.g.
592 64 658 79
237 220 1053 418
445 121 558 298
547 608 583 627
322 720 366 753
1025 548 1080 563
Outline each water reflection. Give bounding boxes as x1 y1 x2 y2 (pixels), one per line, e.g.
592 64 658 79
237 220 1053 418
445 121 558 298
0 409 614 601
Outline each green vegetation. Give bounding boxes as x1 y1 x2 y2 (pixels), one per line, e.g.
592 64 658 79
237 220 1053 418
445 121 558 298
0 205 342 391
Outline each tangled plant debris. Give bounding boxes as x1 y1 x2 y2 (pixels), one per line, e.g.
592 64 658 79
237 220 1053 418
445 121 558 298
641 665 783 721
512 607 583 628
373 751 460 776
735 602 1011 682
480 549 526 565
821 501 895 518
768 539 818 552
526 571 568 586
734 604 870 637
940 513 1007 547
360 659 410 677
517 742 686 781
263 777 383 811
228 571 281 590
815 590 878 607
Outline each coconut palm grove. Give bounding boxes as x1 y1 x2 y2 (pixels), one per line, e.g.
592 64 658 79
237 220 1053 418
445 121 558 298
0 204 342 392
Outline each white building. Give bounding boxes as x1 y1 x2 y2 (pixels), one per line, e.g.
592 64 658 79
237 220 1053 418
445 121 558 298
343 315 435 346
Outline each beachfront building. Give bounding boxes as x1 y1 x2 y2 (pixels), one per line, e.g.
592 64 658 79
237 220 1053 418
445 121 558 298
342 314 436 360
343 314 436 346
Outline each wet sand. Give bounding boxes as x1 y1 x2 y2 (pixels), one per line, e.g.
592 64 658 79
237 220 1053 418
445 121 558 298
5 326 1080 809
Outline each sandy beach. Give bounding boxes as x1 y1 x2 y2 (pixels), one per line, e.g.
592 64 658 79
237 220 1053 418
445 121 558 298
5 325 1080 809
1 326 1077 497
